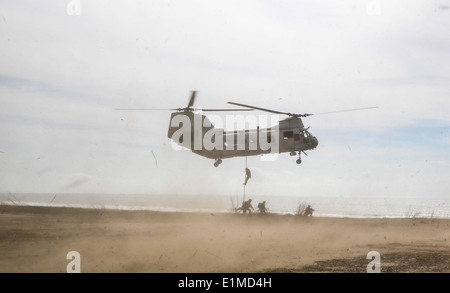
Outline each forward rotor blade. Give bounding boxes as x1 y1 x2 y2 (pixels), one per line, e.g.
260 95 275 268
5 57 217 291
201 108 254 112
314 106 379 115
228 102 311 117
187 91 197 108
227 102 287 115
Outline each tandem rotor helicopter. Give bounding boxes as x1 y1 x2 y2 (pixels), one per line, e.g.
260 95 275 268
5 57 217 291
117 91 377 167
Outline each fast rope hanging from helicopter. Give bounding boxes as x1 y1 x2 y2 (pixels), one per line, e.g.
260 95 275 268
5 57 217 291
243 156 251 203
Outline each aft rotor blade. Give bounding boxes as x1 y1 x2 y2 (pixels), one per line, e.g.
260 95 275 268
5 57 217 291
187 91 197 108
114 108 177 111
115 108 253 112
227 102 287 115
314 106 379 115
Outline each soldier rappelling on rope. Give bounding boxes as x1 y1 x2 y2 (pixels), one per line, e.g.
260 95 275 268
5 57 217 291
243 167 251 185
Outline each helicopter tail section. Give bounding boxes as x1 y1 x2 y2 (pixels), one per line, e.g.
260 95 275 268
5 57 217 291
167 112 214 150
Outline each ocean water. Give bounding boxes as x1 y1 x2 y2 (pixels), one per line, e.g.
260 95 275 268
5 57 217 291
1 193 449 219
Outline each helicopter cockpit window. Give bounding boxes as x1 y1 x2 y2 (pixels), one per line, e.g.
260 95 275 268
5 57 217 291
283 131 293 140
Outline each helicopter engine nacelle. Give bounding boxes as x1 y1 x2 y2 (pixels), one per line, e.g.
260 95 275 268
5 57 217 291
278 117 305 130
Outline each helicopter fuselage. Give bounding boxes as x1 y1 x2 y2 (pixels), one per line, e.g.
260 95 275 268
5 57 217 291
167 112 318 166
116 90 375 167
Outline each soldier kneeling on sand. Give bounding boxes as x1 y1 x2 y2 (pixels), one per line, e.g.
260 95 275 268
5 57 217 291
235 199 254 214
257 201 267 214
304 205 314 217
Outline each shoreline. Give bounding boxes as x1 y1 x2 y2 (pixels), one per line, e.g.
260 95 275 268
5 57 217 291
3 193 449 220
1 204 449 273
1 202 448 220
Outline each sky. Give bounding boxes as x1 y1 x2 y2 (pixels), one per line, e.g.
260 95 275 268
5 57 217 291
0 0 449 200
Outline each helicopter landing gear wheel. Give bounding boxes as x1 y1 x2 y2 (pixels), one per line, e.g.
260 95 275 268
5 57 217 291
214 158 222 167
296 153 302 164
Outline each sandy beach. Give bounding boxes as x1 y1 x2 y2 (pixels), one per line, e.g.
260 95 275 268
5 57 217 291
0 205 449 273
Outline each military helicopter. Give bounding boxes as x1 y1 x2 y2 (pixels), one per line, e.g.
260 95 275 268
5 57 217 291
117 91 377 167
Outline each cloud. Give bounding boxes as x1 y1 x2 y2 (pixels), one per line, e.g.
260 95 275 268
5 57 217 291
0 0 449 199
